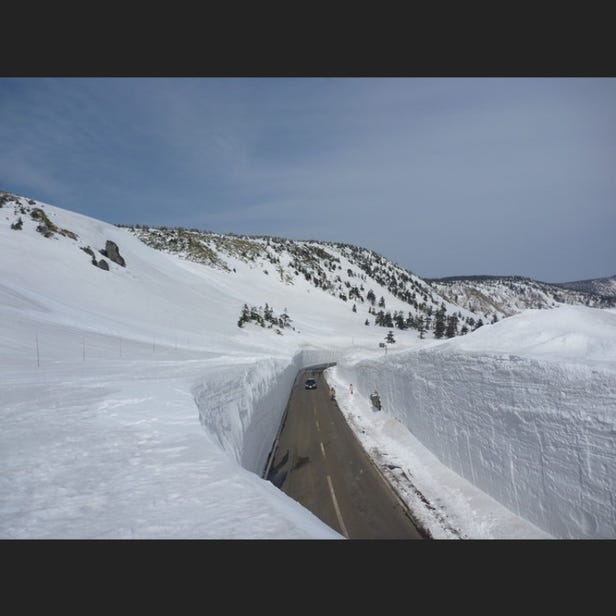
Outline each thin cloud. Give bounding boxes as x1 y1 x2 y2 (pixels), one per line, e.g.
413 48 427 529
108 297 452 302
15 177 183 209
1 77 614 282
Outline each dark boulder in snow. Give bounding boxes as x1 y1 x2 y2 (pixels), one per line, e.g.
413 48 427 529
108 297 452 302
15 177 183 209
100 240 126 267
97 259 110 271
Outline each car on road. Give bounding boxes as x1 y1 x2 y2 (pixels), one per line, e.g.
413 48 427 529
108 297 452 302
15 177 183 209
304 378 317 390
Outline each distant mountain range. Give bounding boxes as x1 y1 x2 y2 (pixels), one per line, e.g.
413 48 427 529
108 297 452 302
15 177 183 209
426 274 616 321
552 275 616 298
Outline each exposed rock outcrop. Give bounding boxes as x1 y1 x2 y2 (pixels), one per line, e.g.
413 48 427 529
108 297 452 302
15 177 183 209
36 223 53 238
99 240 126 267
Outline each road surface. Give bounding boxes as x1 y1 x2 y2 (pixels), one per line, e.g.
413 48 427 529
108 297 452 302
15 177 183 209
265 364 423 539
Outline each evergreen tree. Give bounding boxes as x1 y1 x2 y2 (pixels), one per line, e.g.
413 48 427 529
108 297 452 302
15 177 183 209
238 303 250 327
378 296 385 308
385 330 396 343
367 289 376 306
249 305 262 325
434 309 446 339
445 315 458 338
417 316 426 339
405 312 416 329
352 303 357 312
384 311 394 328
375 310 385 326
365 318 370 326
280 309 291 328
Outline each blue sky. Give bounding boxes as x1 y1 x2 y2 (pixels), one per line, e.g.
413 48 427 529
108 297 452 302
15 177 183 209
1 77 614 282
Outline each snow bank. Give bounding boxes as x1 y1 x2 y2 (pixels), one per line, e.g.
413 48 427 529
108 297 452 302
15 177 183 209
192 348 344 474
448 305 616 367
334 306 616 538
0 338 345 539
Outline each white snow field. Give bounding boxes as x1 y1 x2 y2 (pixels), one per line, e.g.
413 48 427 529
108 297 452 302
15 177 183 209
1 195 614 538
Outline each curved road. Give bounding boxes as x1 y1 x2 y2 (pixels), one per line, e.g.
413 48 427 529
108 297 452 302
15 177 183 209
265 364 423 539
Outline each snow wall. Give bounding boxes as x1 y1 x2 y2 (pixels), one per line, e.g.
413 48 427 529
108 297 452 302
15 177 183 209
334 349 616 539
192 348 342 476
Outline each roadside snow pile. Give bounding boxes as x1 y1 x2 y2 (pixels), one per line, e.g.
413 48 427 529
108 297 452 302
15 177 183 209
193 348 342 474
333 306 616 539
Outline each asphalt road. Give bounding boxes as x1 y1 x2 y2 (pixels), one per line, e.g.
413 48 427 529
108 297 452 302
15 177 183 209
265 364 423 539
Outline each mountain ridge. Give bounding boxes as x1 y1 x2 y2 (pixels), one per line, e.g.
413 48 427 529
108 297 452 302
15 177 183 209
426 273 616 321
121 223 482 337
3 188 614 336
427 272 616 293
552 274 616 298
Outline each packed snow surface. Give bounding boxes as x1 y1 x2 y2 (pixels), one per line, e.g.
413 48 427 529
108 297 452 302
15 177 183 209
1 195 614 538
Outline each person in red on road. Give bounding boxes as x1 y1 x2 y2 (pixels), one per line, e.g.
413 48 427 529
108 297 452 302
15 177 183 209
329 387 336 400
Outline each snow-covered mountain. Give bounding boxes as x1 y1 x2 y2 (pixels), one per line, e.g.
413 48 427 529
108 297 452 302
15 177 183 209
552 274 616 298
427 274 616 322
2 189 615 539
123 224 481 337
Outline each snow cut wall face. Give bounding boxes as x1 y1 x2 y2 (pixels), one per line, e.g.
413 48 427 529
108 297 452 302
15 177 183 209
336 350 616 539
192 348 342 475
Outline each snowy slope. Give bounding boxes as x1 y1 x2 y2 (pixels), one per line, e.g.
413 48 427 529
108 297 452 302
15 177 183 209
127 225 480 336
2 190 615 539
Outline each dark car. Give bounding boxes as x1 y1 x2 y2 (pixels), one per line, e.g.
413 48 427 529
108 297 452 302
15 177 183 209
304 378 317 390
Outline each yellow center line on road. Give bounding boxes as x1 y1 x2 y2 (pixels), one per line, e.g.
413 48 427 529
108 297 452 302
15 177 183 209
320 442 326 458
327 474 349 538
316 419 320 431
